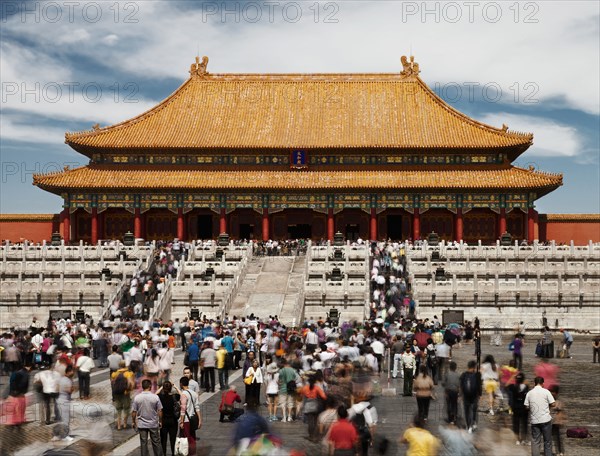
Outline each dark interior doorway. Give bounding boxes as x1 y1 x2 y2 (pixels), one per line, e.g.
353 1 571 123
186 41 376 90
345 224 360 241
197 215 213 239
288 224 312 239
240 224 255 240
387 215 403 240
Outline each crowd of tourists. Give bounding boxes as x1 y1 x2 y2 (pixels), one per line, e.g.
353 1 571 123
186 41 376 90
0 238 596 456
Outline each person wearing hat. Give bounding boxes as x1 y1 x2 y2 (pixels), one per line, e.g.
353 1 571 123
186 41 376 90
265 361 280 421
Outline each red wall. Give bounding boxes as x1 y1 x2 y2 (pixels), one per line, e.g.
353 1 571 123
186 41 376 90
540 219 600 244
0 217 60 243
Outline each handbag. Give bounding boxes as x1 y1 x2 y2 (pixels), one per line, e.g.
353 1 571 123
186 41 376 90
175 430 189 456
244 374 254 385
184 391 199 432
303 398 320 414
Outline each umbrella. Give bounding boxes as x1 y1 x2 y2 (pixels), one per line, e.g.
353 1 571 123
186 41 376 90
447 323 462 335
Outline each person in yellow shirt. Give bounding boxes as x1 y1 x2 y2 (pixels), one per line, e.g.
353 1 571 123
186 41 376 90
111 361 135 430
400 416 440 456
216 344 229 391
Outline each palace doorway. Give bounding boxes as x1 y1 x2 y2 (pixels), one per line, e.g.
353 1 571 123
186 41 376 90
288 224 312 239
386 215 403 240
196 214 213 239
239 224 256 240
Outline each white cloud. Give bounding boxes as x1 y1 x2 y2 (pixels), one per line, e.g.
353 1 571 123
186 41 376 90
57 28 90 44
2 1 598 115
0 117 66 145
479 112 581 158
102 34 119 46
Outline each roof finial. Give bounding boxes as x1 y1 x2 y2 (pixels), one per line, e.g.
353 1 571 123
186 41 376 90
502 124 508 132
400 55 420 78
190 55 209 77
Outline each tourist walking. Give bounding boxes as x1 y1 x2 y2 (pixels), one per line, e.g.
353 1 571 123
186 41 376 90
244 359 264 408
132 379 164 456
200 341 217 393
413 365 435 422
145 349 161 392
186 340 200 381
179 375 202 455
5 363 30 430
55 365 75 441
216 343 229 390
298 374 327 441
549 386 565 456
157 381 181 456
327 406 359 456
112 361 135 430
442 361 460 424
460 360 482 433
278 358 298 422
75 347 95 399
481 355 499 415
512 334 524 370
509 372 530 445
593 336 600 363
34 367 61 425
524 376 555 456
400 345 416 396
400 415 440 455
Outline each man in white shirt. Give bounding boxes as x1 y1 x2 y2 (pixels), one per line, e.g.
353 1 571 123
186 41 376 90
75 348 95 400
370 338 385 373
524 376 555 456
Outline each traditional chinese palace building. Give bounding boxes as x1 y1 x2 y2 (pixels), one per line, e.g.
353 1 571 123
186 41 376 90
33 56 564 244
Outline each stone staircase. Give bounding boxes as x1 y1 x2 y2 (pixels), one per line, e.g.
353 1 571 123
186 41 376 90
228 256 306 325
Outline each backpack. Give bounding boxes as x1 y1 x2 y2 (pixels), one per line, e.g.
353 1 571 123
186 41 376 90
112 372 128 395
351 407 372 442
461 372 478 398
286 379 297 394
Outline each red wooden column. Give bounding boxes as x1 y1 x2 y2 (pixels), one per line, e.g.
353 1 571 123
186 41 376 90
62 209 71 244
91 208 98 244
177 208 184 240
134 208 142 239
327 209 335 241
527 208 536 241
454 208 463 242
219 208 227 234
412 208 420 241
262 209 270 241
370 208 377 240
498 208 507 237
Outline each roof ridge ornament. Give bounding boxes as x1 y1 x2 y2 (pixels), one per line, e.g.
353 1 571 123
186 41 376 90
400 55 420 78
190 55 209 78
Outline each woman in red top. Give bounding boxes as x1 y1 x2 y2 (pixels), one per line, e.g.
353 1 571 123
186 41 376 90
299 375 327 441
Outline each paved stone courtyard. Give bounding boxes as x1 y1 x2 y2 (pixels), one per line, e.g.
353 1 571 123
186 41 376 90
1 335 598 455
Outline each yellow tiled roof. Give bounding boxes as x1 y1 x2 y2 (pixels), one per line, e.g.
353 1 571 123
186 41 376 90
541 214 600 222
65 63 533 151
34 166 562 193
0 214 58 222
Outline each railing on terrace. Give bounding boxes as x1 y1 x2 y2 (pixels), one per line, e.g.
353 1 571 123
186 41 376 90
220 243 253 320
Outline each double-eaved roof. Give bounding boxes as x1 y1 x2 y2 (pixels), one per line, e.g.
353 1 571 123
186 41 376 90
34 56 561 198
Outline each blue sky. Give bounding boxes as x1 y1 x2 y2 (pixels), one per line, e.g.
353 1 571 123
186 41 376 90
1 1 598 214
